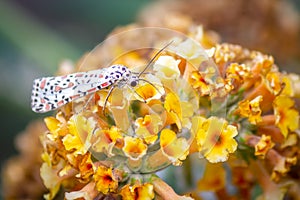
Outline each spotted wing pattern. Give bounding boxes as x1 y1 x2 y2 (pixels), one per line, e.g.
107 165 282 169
31 64 128 113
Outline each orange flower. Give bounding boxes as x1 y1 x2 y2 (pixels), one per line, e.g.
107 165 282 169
273 96 299 138
238 95 263 124
120 183 154 200
93 165 119 194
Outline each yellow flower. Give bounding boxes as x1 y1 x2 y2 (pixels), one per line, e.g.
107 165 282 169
226 63 251 84
110 87 130 131
135 114 162 144
40 159 67 200
270 154 297 182
62 114 96 155
281 75 294 97
160 129 189 165
44 115 68 138
273 96 299 138
120 183 154 200
254 134 275 159
164 91 182 130
197 163 226 191
238 95 263 124
194 116 238 163
266 72 284 95
92 126 123 157
265 72 294 97
172 38 212 66
251 52 274 77
122 136 148 160
189 71 211 95
153 55 181 89
153 55 181 78
135 82 163 103
93 165 118 194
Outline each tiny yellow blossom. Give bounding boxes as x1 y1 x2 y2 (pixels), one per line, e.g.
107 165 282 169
189 71 211 95
153 55 181 79
254 134 275 159
160 129 189 165
172 38 211 67
164 91 182 130
238 96 263 124
135 83 163 102
226 63 251 84
92 126 123 156
62 114 96 155
122 136 148 161
135 114 162 144
266 72 284 95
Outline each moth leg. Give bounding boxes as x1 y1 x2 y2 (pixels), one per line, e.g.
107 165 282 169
103 84 116 115
75 93 95 114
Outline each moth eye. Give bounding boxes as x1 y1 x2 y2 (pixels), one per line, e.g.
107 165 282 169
130 80 137 87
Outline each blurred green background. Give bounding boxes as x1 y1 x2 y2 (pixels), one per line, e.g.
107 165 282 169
1 0 300 183
0 0 150 167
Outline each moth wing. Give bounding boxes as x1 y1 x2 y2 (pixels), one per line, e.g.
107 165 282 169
31 69 111 113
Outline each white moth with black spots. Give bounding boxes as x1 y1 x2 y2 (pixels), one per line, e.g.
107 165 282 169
31 41 172 113
31 65 137 113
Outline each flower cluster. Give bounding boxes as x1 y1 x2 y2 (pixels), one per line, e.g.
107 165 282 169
4 21 299 199
34 23 300 199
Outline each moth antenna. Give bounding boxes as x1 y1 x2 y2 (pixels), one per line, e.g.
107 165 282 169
138 40 173 78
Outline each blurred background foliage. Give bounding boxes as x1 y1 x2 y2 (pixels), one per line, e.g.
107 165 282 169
1 0 300 186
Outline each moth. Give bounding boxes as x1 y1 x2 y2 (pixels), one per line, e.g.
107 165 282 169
31 41 172 113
